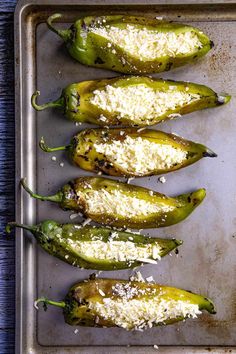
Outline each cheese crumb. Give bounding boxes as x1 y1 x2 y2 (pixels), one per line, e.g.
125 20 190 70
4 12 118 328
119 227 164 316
70 213 79 220
158 176 166 184
130 271 145 283
98 289 106 297
92 25 202 60
51 156 56 161
94 136 187 174
91 84 200 124
146 276 154 283
82 218 92 226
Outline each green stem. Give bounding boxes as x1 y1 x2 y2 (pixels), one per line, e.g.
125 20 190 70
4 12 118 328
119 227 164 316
34 297 66 310
46 13 71 42
39 137 69 153
20 178 63 203
31 91 65 111
6 222 36 234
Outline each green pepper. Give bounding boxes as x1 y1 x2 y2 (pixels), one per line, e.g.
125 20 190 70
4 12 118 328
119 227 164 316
20 177 206 229
6 220 182 270
46 14 213 74
35 278 216 329
40 128 217 177
31 76 230 126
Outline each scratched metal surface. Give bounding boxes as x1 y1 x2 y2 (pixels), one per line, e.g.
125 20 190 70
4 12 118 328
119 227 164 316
0 1 16 353
15 1 236 353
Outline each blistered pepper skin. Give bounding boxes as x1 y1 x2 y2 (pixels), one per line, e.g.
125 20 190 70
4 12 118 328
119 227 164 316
35 278 216 328
6 220 181 270
40 128 217 177
20 177 206 229
47 14 213 74
31 76 230 126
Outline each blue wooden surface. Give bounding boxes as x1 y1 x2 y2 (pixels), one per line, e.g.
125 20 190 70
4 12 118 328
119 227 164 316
0 1 16 353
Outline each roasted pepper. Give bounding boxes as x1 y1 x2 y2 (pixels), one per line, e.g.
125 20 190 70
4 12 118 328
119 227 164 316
20 177 206 229
6 220 182 270
35 278 216 329
40 128 217 177
46 14 213 74
31 76 230 126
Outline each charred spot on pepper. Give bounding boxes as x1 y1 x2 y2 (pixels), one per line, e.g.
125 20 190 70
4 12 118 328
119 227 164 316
70 25 77 41
202 150 217 158
94 57 105 65
210 40 214 48
97 159 106 167
165 62 173 71
79 155 89 161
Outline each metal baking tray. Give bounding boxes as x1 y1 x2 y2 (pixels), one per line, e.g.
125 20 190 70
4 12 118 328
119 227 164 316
14 0 236 352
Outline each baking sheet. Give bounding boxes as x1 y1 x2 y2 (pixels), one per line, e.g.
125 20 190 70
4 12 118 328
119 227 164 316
15 1 236 352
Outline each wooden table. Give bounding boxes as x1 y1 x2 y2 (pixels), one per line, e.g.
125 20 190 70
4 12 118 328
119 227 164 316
0 1 17 353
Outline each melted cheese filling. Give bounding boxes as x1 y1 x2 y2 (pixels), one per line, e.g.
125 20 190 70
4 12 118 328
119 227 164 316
90 84 200 122
89 296 201 330
69 240 161 262
94 136 187 174
77 188 174 217
92 25 202 60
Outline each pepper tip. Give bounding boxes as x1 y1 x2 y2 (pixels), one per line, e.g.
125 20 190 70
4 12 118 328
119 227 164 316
202 149 217 158
217 93 231 105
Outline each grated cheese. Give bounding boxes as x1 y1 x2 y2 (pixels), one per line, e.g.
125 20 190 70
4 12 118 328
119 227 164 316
77 188 174 217
90 84 200 123
68 239 162 262
94 136 187 174
89 296 202 330
158 176 166 184
92 25 202 60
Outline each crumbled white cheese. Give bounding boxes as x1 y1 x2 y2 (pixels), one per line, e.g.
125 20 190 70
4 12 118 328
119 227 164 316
137 258 158 264
92 25 202 60
98 289 106 297
70 213 80 220
77 188 174 217
82 218 92 226
94 136 187 174
90 84 200 123
112 283 139 299
158 176 166 184
59 162 64 167
89 296 202 330
129 271 145 283
51 156 57 161
74 329 79 334
154 345 159 350
168 113 182 118
146 276 154 283
69 239 161 262
127 177 135 184
99 114 107 122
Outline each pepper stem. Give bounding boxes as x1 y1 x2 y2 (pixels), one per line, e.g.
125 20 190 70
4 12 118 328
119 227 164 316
47 14 71 42
6 222 36 234
34 297 65 311
39 137 69 153
20 178 63 203
31 91 64 111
